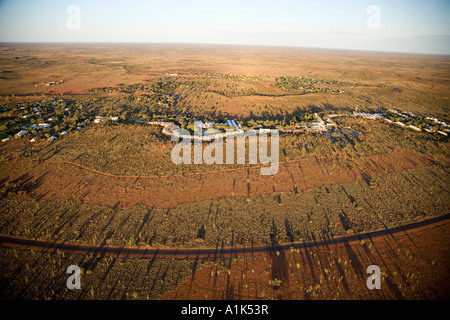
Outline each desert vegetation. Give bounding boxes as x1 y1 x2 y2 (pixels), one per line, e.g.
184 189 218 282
0 44 449 300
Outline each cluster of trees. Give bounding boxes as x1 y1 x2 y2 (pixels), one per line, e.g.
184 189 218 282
0 99 97 140
276 76 359 93
242 113 318 129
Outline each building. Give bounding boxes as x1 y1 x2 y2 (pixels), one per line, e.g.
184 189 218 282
408 125 421 132
311 122 327 131
356 112 382 119
16 130 27 137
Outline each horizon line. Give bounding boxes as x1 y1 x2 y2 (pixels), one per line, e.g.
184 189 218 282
0 41 448 57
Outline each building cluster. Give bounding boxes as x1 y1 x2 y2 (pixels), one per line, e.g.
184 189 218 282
280 113 336 133
194 119 242 133
3 97 449 144
93 115 119 124
155 119 246 142
34 80 64 87
1 98 93 143
355 112 382 119
381 109 449 136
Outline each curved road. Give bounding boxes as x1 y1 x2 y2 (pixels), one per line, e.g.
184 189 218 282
1 214 449 259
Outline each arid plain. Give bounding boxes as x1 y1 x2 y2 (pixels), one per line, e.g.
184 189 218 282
0 44 449 300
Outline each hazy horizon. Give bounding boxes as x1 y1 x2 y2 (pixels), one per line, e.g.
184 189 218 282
1 41 449 57
0 0 449 55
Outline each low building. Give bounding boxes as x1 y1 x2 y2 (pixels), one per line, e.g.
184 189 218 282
16 130 27 137
356 112 382 119
408 125 421 132
311 122 327 131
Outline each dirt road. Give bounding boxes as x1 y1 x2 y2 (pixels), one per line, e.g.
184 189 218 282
1 213 448 259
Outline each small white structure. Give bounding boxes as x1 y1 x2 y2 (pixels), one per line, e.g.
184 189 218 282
30 137 36 142
437 131 448 136
60 131 68 136
356 112 382 119
48 135 57 141
408 125 421 132
38 123 50 129
394 121 406 127
16 130 27 137
200 121 214 130
110 116 119 121
312 122 327 131
2 138 10 142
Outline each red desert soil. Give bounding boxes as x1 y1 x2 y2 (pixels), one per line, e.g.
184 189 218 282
0 149 445 209
162 220 450 300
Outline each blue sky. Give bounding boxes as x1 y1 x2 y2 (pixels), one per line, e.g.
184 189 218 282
0 0 449 54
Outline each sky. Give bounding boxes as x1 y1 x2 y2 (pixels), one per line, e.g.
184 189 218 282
0 0 449 54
